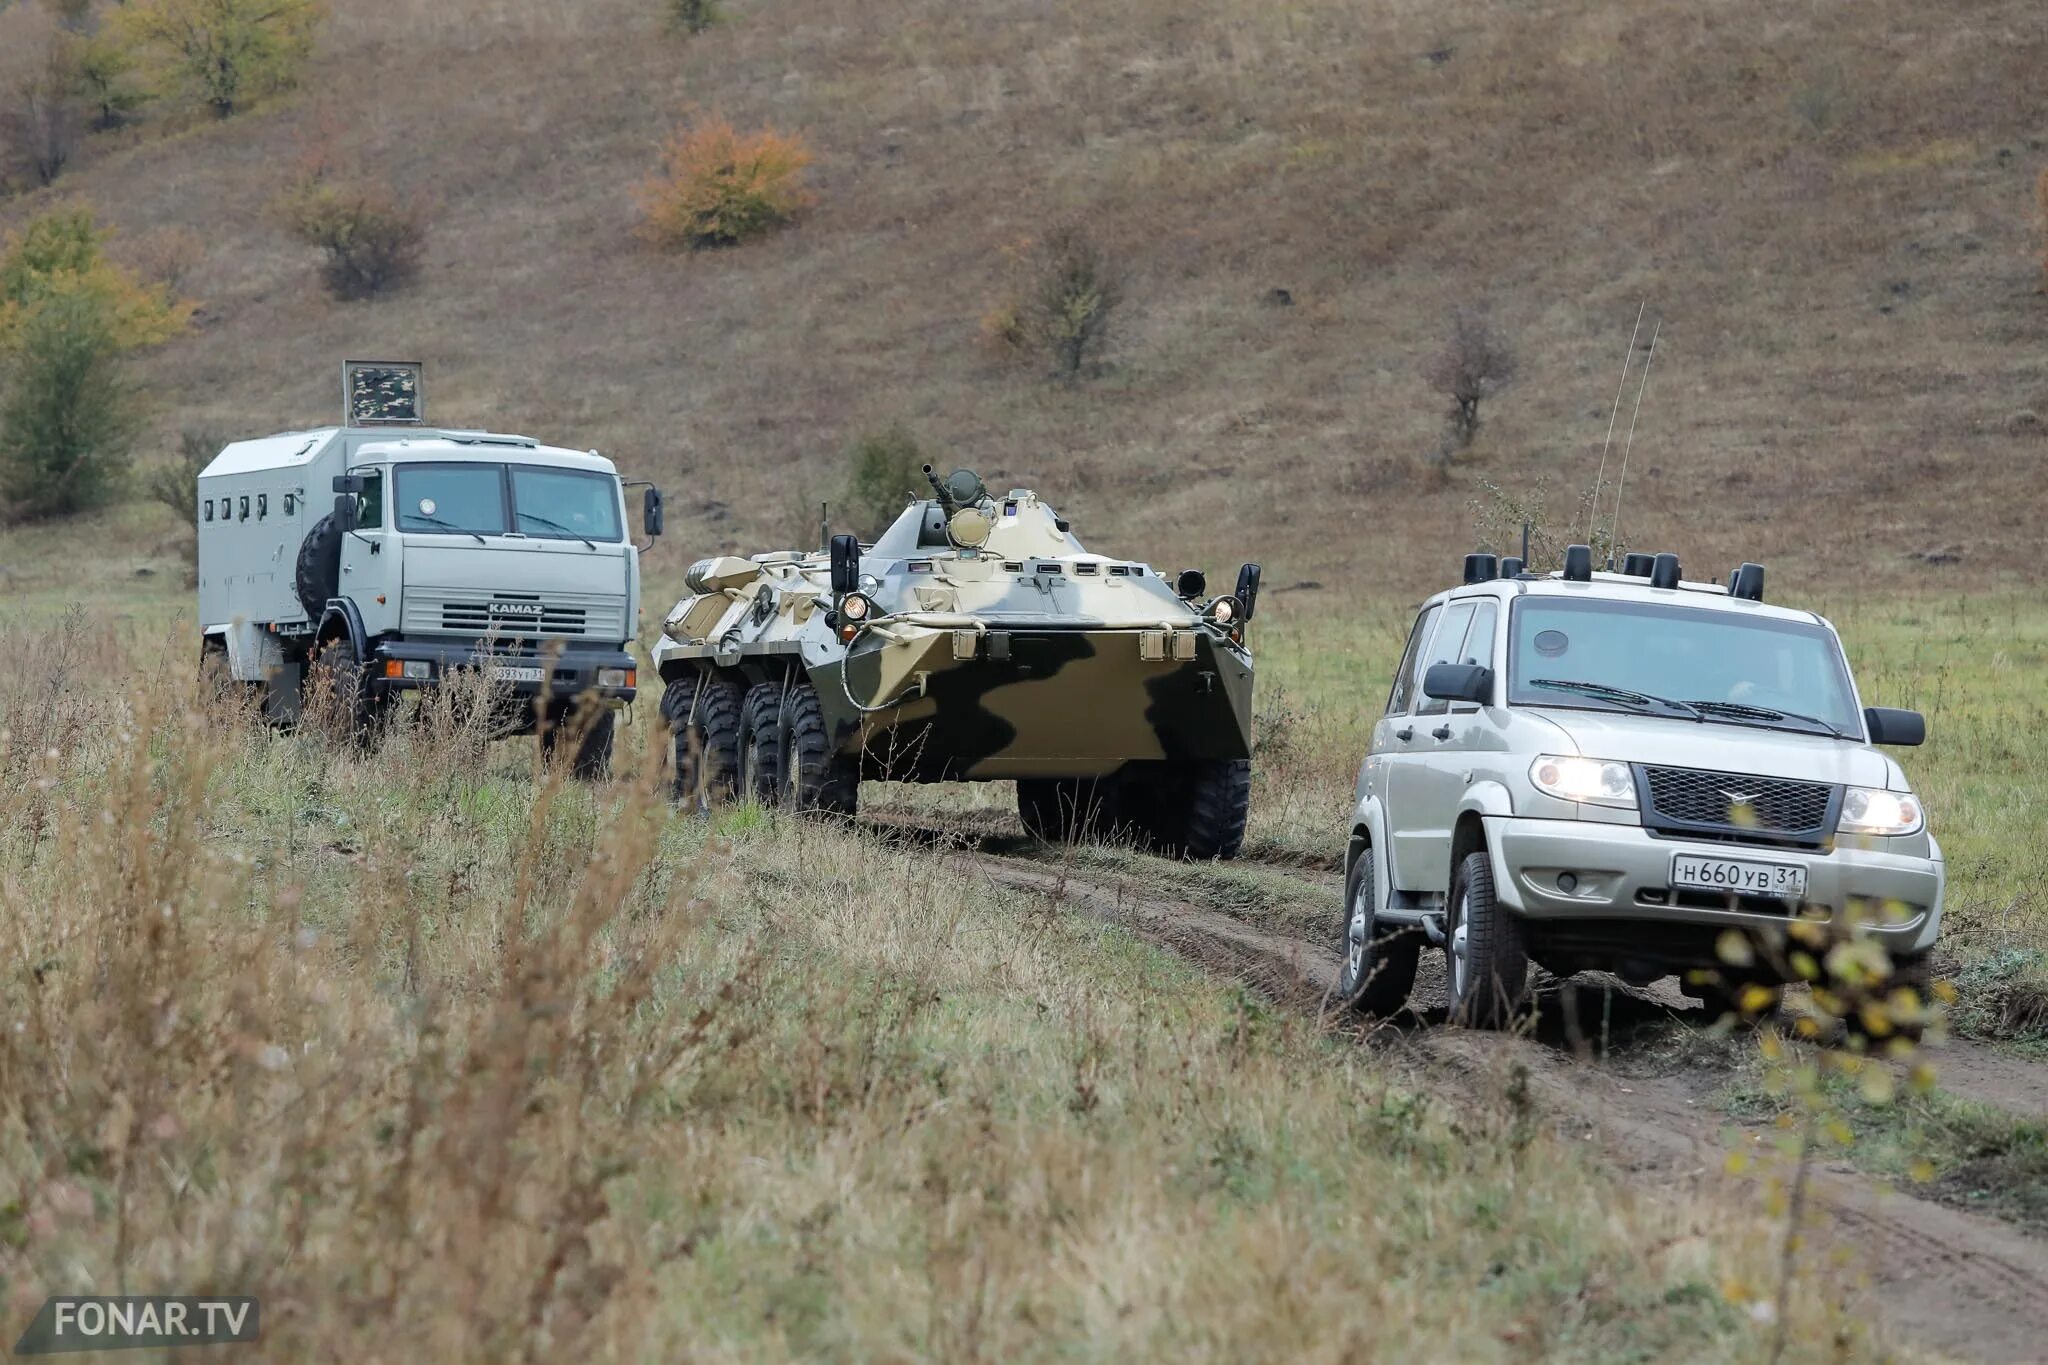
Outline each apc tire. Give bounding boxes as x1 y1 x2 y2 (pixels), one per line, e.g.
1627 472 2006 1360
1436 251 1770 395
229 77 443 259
738 682 786 805
1139 758 1249 860
663 673 745 807
1334 850 1420 1017
780 681 859 815
1446 849 1528 1029
1017 777 1121 844
295 513 343 620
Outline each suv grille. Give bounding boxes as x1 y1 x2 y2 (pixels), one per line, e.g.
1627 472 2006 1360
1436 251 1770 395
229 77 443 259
1638 765 1838 846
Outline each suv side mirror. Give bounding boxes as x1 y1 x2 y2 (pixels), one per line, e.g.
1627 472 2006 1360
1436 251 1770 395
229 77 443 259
1864 706 1925 747
830 533 861 595
1235 562 1262 622
1422 661 1493 706
642 485 665 539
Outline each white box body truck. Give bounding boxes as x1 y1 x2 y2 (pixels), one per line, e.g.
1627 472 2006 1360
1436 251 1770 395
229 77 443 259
196 362 663 771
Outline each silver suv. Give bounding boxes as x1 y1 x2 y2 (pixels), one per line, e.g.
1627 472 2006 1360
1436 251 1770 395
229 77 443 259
1337 548 1944 1027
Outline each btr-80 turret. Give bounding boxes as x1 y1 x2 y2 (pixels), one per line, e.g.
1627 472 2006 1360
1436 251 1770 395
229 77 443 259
651 467 1259 858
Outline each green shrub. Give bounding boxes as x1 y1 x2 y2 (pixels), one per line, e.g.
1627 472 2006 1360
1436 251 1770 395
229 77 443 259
843 426 922 537
664 0 722 34
0 288 137 522
112 0 322 118
275 176 429 301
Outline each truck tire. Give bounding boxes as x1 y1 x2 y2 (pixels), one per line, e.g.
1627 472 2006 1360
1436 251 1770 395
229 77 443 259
308 632 379 744
779 681 859 815
1446 849 1528 1029
1017 777 1121 844
295 513 343 620
662 673 745 807
1335 849 1420 1017
543 707 615 781
738 682 786 806
1136 758 1249 860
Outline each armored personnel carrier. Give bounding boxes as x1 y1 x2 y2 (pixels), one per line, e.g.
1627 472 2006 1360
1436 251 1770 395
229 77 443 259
652 467 1260 858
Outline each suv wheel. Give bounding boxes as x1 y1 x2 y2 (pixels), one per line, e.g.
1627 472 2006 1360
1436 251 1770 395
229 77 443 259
1334 849 1419 1016
1446 849 1528 1029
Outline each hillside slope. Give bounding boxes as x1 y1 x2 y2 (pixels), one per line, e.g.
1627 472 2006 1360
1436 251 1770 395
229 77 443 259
2 0 2044 596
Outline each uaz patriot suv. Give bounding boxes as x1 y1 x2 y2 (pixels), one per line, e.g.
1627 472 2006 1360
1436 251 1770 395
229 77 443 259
1336 548 1943 1027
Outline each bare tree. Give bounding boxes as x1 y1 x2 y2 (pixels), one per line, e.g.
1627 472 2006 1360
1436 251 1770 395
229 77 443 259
0 41 84 188
1422 307 1518 456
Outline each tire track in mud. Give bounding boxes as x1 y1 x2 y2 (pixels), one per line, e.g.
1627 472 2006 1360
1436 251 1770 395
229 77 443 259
914 831 2048 1365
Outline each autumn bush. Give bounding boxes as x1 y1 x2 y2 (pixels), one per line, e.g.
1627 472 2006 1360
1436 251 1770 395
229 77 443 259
276 170 430 300
983 224 1124 381
636 118 815 250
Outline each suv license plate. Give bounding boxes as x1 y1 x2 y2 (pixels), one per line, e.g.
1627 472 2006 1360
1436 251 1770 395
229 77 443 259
1671 853 1806 899
488 665 545 684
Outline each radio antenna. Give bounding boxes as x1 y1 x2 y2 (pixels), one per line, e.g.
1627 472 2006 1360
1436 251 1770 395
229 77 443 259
1606 316 1661 562
1585 302 1647 546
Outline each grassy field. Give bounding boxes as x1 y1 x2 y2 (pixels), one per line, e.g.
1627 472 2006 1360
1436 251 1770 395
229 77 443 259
0 615 1907 1361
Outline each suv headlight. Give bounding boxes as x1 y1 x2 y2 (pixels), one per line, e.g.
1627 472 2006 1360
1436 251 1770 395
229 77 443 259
1529 755 1637 809
1839 786 1923 836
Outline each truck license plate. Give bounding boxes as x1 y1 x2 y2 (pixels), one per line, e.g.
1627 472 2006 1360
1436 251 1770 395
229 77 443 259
489 665 545 684
1670 853 1806 899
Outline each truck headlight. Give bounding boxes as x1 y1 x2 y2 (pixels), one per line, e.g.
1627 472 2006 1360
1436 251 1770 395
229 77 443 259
1529 755 1637 809
1839 786 1923 836
598 667 634 689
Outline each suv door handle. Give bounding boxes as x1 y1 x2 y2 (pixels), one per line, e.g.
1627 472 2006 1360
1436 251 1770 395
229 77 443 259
1431 725 1452 741
1395 726 1413 742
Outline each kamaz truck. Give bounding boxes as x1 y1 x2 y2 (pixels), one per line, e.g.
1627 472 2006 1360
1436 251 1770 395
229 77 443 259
197 361 664 774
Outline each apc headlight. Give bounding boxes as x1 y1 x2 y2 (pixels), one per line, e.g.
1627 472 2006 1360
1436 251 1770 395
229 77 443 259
1529 755 1637 809
1839 786 1923 836
1204 595 1243 626
839 592 874 622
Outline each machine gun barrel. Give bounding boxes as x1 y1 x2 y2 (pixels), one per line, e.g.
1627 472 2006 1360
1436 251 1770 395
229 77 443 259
920 463 954 513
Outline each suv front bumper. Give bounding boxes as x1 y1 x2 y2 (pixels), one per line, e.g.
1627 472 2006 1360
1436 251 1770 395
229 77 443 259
369 640 638 706
1486 814 1943 960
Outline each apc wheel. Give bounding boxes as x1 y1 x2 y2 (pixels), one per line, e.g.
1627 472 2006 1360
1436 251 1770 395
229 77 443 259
1445 849 1528 1029
662 673 745 806
1335 849 1420 1016
1017 777 1121 844
779 682 859 815
1137 759 1250 860
738 683 786 805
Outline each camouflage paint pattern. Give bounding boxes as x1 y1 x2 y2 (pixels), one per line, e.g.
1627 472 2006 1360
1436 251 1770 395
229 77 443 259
650 484 1256 782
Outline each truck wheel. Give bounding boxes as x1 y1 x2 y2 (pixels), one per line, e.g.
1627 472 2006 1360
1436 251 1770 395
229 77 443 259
1445 848 1528 1029
1142 758 1249 860
542 708 615 781
779 681 858 815
1335 849 1419 1016
738 683 786 806
662 673 745 807
295 513 343 619
309 633 379 744
1017 777 1121 844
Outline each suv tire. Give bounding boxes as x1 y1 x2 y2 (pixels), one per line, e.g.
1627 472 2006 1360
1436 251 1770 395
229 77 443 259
1446 849 1528 1029
662 673 745 807
1334 849 1419 1016
780 681 859 815
739 682 786 805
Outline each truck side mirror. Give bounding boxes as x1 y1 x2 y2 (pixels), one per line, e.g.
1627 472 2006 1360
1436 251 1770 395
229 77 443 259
830 534 861 595
334 493 359 532
1863 706 1925 747
1235 562 1262 622
642 486 665 538
332 473 365 495
1422 661 1493 705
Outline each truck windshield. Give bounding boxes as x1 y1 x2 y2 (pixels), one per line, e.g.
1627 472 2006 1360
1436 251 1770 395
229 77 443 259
393 464 623 542
509 467 622 542
1507 598 1860 738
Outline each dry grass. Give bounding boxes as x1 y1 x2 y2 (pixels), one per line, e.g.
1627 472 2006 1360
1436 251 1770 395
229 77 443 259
0 615 1905 1359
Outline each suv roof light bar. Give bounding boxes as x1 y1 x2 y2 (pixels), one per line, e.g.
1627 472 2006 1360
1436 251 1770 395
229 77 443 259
1729 562 1766 601
1462 552 1498 584
1562 544 1594 582
1650 552 1682 589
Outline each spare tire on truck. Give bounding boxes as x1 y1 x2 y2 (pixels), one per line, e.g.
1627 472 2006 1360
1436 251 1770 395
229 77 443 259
295 512 343 619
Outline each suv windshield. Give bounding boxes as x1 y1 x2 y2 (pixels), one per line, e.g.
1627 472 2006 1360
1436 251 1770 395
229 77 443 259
393 463 622 542
1507 597 1860 737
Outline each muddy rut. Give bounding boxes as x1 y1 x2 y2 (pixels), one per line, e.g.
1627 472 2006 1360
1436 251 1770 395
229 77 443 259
877 820 2048 1365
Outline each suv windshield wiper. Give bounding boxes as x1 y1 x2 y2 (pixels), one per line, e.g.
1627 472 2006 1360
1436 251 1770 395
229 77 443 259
518 513 597 549
1527 678 1703 721
408 513 487 544
1684 699 1843 738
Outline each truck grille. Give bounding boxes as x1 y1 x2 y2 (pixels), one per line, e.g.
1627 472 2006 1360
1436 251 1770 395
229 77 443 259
1637 765 1837 847
401 589 627 641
